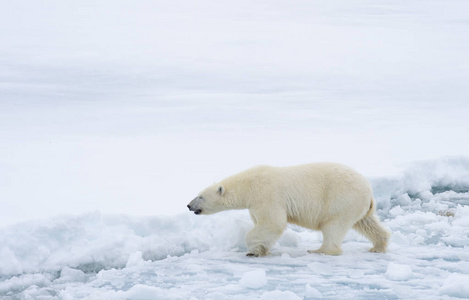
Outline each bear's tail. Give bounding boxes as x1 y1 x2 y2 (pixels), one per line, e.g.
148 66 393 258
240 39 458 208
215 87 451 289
353 198 390 253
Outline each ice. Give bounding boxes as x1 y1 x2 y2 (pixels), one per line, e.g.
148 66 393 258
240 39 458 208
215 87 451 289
260 290 302 300
277 229 300 247
118 284 182 300
385 263 413 281
0 247 22 275
239 269 268 289
57 267 85 283
0 158 468 298
307 262 333 276
389 205 405 217
304 284 323 298
125 251 145 268
439 274 469 298
1 0 469 298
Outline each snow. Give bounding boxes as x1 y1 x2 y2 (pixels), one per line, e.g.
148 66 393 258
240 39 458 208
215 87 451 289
0 158 468 299
307 262 333 276
1 0 469 298
260 290 302 300
439 274 469 298
125 251 145 269
385 263 413 281
304 284 323 299
239 269 268 289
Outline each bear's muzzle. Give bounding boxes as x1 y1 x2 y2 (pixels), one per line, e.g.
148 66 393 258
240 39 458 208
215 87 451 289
187 196 204 215
187 204 202 215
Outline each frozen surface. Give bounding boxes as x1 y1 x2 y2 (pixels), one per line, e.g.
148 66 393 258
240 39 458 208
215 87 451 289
239 270 267 289
385 263 413 281
439 274 469 298
1 0 469 298
1 158 469 299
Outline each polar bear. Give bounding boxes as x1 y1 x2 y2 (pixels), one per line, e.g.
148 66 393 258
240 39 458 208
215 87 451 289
187 163 390 257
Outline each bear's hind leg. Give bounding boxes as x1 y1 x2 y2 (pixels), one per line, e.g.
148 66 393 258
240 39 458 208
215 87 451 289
353 214 390 253
308 220 351 256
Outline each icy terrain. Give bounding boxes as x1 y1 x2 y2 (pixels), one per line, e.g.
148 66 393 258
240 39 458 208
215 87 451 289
1 0 469 298
1 158 469 299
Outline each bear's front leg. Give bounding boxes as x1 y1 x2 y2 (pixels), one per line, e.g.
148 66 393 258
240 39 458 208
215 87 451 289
245 227 271 257
245 210 287 257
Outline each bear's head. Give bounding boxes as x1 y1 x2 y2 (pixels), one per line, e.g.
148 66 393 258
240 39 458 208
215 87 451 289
187 184 226 215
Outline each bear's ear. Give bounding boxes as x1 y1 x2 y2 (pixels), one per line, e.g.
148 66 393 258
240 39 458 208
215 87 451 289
217 185 225 196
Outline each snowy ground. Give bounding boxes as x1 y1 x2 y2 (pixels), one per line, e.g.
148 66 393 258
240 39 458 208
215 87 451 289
1 0 469 298
1 158 469 299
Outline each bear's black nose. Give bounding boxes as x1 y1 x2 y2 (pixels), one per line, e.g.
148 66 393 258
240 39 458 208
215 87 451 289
187 204 191 210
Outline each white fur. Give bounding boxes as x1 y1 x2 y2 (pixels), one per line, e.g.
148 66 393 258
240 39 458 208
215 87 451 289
188 163 390 256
